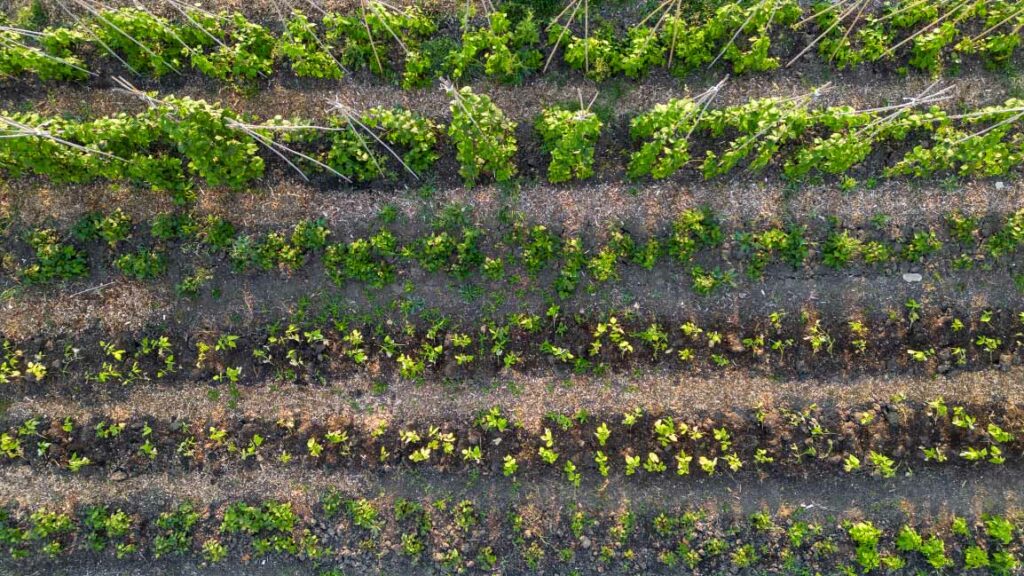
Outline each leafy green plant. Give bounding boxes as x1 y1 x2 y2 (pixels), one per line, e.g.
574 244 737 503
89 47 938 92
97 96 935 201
83 506 134 557
361 107 440 173
114 249 168 280
20 229 88 283
447 11 541 83
153 503 200 558
324 2 436 86
668 207 723 262
446 85 518 185
220 501 299 555
75 210 132 248
822 230 862 269
185 11 276 86
0 26 89 81
848 521 883 571
277 11 342 79
628 98 702 179
92 8 186 77
536 105 602 183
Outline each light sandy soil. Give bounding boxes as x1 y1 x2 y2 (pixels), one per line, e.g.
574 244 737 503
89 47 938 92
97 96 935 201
6 365 1024 431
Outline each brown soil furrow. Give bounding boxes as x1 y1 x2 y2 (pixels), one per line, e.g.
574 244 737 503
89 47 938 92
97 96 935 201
5 172 1023 235
0 464 1018 518
5 366 1022 429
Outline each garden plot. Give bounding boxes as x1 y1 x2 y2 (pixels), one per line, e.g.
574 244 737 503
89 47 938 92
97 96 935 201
1 0 1024 573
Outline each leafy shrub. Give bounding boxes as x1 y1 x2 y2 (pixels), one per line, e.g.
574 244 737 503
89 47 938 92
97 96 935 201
617 27 664 78
150 212 197 241
536 106 603 183
361 107 440 173
901 230 942 262
290 219 331 251
551 30 621 81
821 230 862 269
554 237 585 297
668 208 722 262
153 503 200 558
740 226 808 278
447 11 542 83
221 501 298 556
700 97 813 178
114 249 168 280
28 509 74 556
92 8 186 76
323 229 396 286
628 98 702 179
447 86 518 186
277 11 342 79
0 27 89 81
690 266 734 295
0 113 105 183
327 107 440 180
155 96 264 189
83 506 134 556
175 267 213 298
199 215 236 249
413 227 483 277
520 224 560 274
325 2 436 84
327 124 388 182
185 11 276 86
21 229 88 283
0 95 264 192
985 209 1024 257
75 209 131 247
683 0 800 74
848 521 883 571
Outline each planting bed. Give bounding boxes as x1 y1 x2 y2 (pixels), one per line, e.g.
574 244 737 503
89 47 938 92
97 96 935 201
1 0 1024 574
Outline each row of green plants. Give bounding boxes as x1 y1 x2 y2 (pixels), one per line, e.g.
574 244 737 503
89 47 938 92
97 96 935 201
11 206 1024 299
4 87 1024 191
3 0 1022 86
0 494 1020 574
0 93 440 202
627 94 1024 182
1 282 1022 389
0 399 1018 481
548 0 1024 80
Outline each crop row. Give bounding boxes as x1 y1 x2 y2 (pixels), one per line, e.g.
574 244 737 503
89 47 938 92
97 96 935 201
9 205 1024 297
2 286 1023 388
2 0 1022 86
1 400 1020 480
3 87 1024 194
0 493 1020 574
